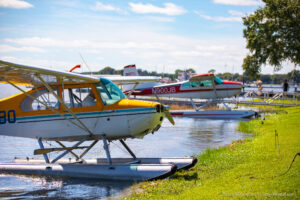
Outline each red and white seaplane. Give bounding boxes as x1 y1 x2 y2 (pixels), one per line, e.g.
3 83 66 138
128 73 256 119
0 60 196 181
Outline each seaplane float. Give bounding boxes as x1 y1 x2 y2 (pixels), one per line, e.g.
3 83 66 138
0 60 197 181
128 73 256 119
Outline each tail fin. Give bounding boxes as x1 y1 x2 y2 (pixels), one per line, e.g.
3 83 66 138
123 64 139 76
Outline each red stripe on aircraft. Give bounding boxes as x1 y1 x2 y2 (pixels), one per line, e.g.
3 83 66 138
222 81 242 85
191 73 214 78
132 85 241 96
171 113 242 116
124 64 136 68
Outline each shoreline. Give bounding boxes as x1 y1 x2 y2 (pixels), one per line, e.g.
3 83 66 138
124 106 300 199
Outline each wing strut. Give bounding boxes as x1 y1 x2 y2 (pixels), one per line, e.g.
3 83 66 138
126 82 139 97
211 76 218 99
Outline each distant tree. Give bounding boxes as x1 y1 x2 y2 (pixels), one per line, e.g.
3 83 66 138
242 0 300 77
274 74 286 84
208 69 216 74
287 70 300 83
260 74 273 83
186 68 196 73
98 66 114 74
233 73 240 81
174 69 183 78
98 66 122 75
222 72 233 80
137 68 174 81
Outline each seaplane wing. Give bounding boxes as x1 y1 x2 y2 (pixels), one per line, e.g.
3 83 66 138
97 75 161 85
189 73 214 81
0 60 99 87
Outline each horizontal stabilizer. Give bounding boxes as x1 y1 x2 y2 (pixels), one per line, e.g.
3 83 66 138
34 146 89 155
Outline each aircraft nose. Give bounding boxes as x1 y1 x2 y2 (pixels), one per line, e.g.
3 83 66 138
155 104 175 125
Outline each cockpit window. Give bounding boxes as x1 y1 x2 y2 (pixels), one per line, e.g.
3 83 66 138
200 80 212 87
190 81 199 87
182 82 190 88
214 76 223 84
21 88 60 111
96 78 125 105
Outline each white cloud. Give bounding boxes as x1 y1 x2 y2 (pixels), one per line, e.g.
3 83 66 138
129 2 186 16
5 37 89 48
228 10 244 16
0 56 79 71
0 0 33 9
213 0 262 6
92 2 124 14
0 44 45 53
146 16 175 22
3 35 248 73
4 37 169 50
195 11 242 22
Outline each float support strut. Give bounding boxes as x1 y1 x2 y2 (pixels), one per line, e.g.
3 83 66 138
51 137 87 163
38 138 49 163
119 139 136 159
102 135 112 165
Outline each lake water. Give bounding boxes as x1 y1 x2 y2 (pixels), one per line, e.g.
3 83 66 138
0 118 249 199
0 84 251 199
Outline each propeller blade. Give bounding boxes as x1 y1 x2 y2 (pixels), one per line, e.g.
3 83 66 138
164 110 175 125
163 106 175 125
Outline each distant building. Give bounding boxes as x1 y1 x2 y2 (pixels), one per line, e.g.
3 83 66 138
161 77 171 83
177 71 196 81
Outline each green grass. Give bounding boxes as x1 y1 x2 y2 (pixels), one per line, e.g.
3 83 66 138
125 107 300 199
250 98 300 105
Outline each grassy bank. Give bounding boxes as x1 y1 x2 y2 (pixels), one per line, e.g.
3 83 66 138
125 107 300 199
249 98 300 105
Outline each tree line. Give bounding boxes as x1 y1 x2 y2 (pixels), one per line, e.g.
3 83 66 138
86 66 299 84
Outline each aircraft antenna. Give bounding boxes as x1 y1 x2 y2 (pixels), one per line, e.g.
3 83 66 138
79 52 93 76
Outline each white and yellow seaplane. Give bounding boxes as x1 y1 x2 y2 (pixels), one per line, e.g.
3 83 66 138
0 60 196 181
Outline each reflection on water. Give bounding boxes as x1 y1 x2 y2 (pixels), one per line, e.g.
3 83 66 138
0 175 132 199
0 117 250 199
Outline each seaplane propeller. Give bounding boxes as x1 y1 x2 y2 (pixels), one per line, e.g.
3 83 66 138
159 104 175 125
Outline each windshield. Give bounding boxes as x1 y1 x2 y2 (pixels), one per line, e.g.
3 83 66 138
95 78 126 105
214 76 223 84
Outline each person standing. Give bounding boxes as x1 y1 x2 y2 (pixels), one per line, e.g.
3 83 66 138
283 79 289 92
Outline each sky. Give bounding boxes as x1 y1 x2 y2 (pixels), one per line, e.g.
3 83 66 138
0 0 295 74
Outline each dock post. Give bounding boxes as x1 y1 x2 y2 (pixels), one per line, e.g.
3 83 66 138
37 138 49 163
